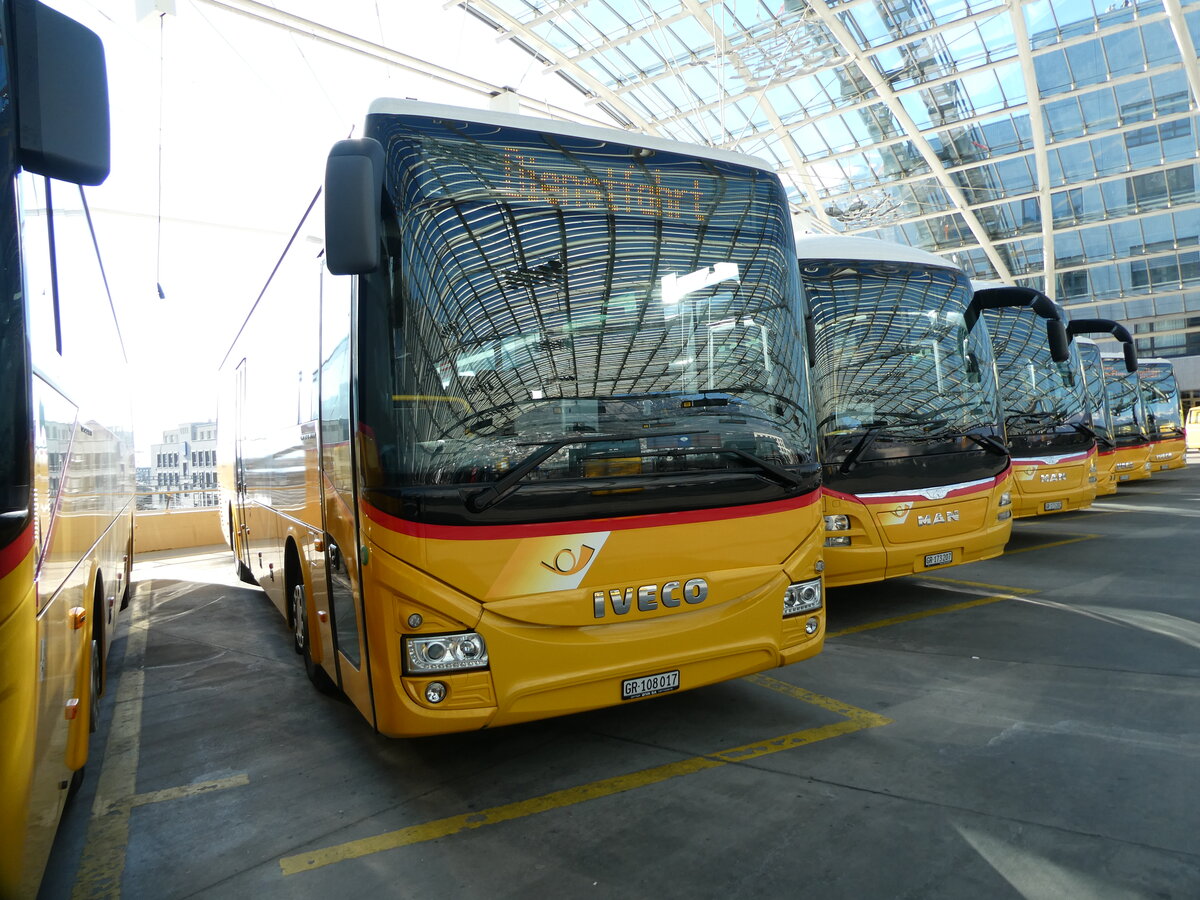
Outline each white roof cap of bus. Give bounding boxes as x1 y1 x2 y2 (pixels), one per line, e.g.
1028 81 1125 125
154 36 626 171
365 98 778 174
794 234 960 271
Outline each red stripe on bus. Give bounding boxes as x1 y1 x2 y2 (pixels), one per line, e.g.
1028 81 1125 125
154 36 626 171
363 491 820 541
0 524 34 580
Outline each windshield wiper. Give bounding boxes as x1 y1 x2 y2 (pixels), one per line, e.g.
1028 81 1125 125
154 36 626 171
718 448 811 489
465 429 706 513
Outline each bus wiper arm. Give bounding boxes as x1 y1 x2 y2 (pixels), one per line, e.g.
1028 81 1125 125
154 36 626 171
466 429 706 513
838 423 883 474
719 448 810 489
964 433 1009 455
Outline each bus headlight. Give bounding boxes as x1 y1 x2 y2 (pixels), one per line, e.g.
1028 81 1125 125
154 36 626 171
999 491 1011 507
998 510 1012 521
783 579 822 618
823 514 850 531
404 632 489 674
824 536 851 547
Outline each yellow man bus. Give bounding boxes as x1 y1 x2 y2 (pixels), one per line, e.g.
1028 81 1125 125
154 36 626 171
968 286 1097 518
1138 358 1186 472
0 3 134 896
798 236 1011 588
219 101 826 737
1101 352 1153 483
1065 319 1138 496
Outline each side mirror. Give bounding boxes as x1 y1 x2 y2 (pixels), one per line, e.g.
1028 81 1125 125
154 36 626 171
1047 319 1069 363
1123 342 1138 373
12 0 110 185
325 138 384 276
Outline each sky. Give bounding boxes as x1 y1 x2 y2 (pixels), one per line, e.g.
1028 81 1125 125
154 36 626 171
48 0 602 463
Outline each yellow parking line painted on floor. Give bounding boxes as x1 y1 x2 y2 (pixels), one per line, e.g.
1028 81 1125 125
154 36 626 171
827 595 1009 638
128 774 250 810
916 576 1039 595
1004 533 1102 555
279 691 891 877
743 674 892 726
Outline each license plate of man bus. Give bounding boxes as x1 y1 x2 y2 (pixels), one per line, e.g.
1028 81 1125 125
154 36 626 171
622 670 680 700
1044 500 1063 511
924 550 953 567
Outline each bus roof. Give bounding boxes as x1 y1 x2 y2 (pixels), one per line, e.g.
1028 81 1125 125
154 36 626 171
365 99 777 174
794 234 960 271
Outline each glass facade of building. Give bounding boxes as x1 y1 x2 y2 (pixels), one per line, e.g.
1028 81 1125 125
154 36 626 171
455 0 1200 373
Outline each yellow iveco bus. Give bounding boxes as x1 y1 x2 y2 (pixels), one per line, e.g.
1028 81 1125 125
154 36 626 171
1101 352 1153 483
797 236 1011 588
1065 319 1138 496
219 100 826 738
0 3 135 897
1138 358 1186 472
968 286 1097 518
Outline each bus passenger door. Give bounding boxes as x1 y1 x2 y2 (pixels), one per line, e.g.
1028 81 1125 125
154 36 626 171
318 279 374 726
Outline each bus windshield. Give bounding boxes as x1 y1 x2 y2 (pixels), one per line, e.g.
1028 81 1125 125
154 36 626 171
986 310 1089 442
803 259 1002 468
1076 341 1114 447
1103 357 1147 443
1138 362 1182 438
357 113 815 523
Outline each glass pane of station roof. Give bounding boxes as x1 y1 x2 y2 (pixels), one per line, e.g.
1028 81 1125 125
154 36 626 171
458 0 1200 353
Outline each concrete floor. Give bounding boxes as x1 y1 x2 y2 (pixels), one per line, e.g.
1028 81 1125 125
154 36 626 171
40 461 1200 899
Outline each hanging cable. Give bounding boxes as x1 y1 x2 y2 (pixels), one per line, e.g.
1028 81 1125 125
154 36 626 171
156 10 166 299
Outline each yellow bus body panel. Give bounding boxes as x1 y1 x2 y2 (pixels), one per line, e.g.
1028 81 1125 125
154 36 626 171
1094 450 1118 496
1010 448 1098 518
1147 437 1187 472
1111 443 1152 484
358 498 825 737
821 471 1012 588
0 544 37 899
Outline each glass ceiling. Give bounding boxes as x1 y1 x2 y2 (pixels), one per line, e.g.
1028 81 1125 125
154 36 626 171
453 0 1200 358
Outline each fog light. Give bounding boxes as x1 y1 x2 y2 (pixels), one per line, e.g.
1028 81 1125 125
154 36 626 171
784 579 822 618
824 536 851 547
405 632 489 674
999 491 1011 507
824 514 850 531
998 510 1012 521
805 617 819 635
425 682 447 704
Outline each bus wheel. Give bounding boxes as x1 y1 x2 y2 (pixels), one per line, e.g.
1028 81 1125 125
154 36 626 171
291 583 337 694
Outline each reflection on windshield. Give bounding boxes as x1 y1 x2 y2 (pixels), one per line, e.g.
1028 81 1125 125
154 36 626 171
803 259 1002 465
1075 342 1114 445
356 114 815 500
1138 363 1182 436
985 309 1087 436
1103 358 1147 440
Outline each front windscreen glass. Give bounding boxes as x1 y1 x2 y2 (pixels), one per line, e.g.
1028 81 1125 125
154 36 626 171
1138 362 1182 437
985 309 1088 438
803 259 1003 472
1076 342 1113 445
1103 357 1146 441
357 113 815 523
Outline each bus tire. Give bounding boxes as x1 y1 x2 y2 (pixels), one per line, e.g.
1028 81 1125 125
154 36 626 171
291 582 337 695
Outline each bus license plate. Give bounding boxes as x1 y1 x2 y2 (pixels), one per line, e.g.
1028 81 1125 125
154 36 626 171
1119 474 1130 481
1160 463 1170 470
622 670 680 700
1044 500 1063 511
924 551 953 567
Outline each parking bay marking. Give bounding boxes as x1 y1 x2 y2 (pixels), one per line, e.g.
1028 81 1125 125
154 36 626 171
278 687 891 877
